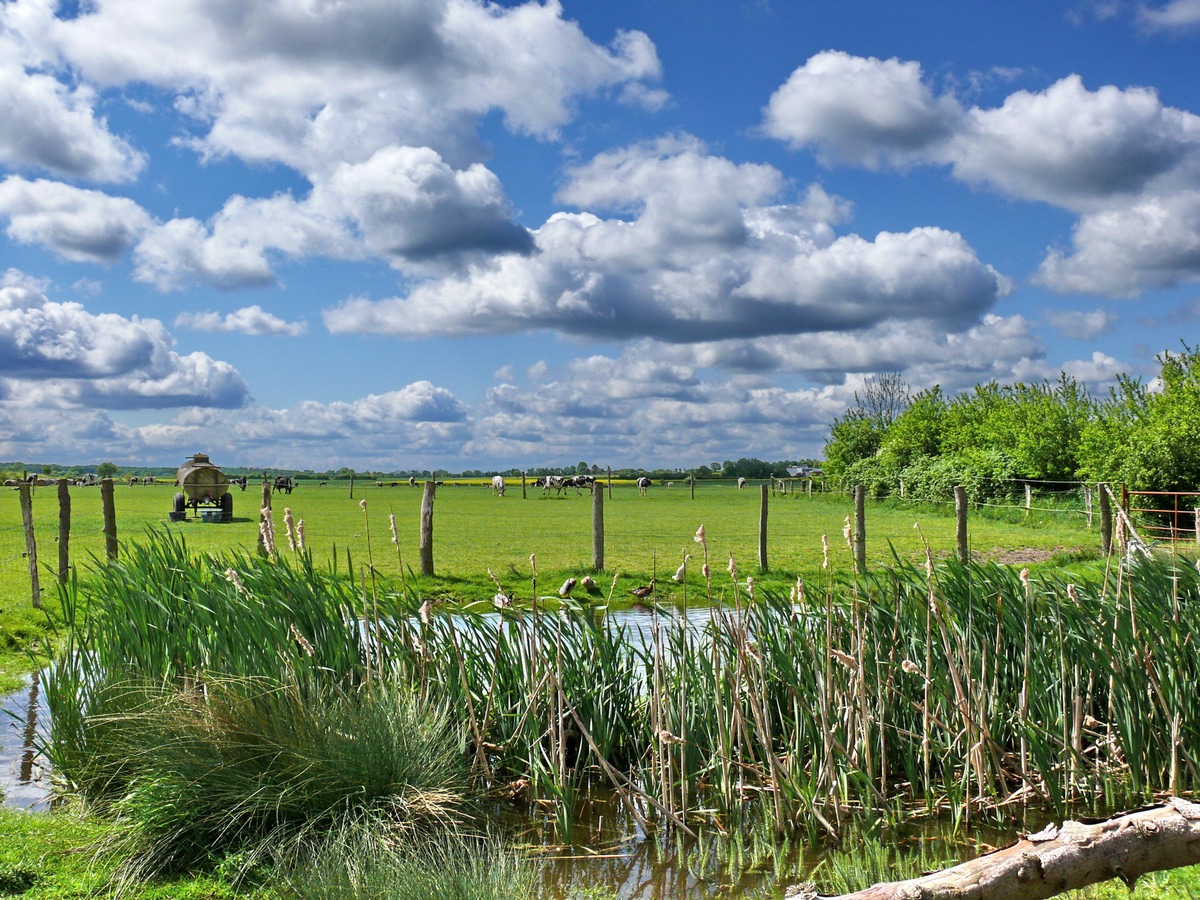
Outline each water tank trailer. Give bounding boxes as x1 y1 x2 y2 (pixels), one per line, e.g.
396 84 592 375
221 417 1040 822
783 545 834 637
170 453 233 522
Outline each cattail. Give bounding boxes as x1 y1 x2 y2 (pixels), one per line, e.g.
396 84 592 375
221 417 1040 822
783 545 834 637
1067 583 1079 604
745 575 755 599
296 519 305 552
702 562 711 580
821 534 830 569
831 649 857 671
791 576 805 606
289 623 315 657
672 554 690 583
419 598 434 625
727 554 736 576
283 507 296 551
259 508 276 556
529 553 536 575
843 515 853 549
1019 568 1030 591
694 524 706 545
224 567 246 594
359 498 367 511
389 513 399 546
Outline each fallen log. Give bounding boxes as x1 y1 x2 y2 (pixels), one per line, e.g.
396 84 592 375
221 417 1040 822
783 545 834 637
787 798 1200 900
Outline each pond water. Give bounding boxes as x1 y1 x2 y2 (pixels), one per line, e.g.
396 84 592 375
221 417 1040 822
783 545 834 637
0 673 49 810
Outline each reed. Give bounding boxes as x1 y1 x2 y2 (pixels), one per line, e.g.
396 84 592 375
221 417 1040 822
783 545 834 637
43 524 1200 850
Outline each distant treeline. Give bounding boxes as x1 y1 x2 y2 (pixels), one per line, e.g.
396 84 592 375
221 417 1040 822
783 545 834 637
1 458 821 486
825 345 1200 503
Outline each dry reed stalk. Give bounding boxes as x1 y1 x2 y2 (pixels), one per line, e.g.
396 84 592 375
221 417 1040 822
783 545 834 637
1020 567 1032 795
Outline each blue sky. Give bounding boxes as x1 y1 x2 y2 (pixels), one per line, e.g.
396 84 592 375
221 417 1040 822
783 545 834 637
2 0 1198 472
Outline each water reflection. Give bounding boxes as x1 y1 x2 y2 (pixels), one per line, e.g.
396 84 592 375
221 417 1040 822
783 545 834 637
1 674 49 810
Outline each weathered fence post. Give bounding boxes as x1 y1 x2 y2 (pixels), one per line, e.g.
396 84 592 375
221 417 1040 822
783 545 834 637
1084 484 1093 529
57 478 70 584
1098 483 1112 554
419 480 436 576
592 484 604 570
1024 482 1032 517
758 484 769 571
899 478 905 499
18 482 41 609
954 485 969 563
607 466 613 500
100 477 118 560
853 485 866 575
521 471 527 499
1194 507 1199 549
349 472 355 499
689 473 695 500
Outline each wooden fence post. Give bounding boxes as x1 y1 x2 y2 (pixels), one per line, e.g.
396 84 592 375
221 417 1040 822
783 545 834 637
899 478 905 499
689 474 695 500
1084 484 1093 530
1194 507 1199 549
18 483 41 609
758 484 769 571
1024 482 1032 517
853 485 866 575
592 484 604 570
419 480 436 576
349 472 355 499
521 471 527 499
100 477 118 560
1099 483 1112 554
954 485 969 563
57 478 70 584
607 467 612 500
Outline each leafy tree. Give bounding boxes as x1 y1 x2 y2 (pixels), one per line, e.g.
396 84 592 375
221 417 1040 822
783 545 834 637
96 461 118 478
824 373 913 478
1079 345 1200 493
880 386 946 468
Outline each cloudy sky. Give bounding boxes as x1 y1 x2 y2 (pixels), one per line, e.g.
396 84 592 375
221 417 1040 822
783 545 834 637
2 0 1198 472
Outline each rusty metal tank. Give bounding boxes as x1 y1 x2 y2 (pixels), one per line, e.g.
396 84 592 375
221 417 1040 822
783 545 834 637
171 453 233 521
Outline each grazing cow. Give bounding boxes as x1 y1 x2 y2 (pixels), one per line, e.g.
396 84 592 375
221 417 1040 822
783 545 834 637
128 476 141 486
318 481 327 487
492 475 506 497
376 481 384 488
737 477 747 490
230 475 249 492
667 482 674 488
408 476 417 487
273 475 295 495
564 474 595 494
636 476 651 495
536 475 566 495
145 476 156 485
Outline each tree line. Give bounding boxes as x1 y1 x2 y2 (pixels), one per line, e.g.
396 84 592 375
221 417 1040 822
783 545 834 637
824 345 1200 504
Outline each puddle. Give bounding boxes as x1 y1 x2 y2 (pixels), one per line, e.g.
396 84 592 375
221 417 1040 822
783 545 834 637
0 673 50 810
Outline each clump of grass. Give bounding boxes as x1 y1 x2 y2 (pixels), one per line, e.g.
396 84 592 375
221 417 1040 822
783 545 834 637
284 821 536 900
78 675 471 881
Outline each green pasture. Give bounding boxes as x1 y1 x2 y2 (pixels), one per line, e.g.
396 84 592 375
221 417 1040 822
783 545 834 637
1 478 1100 609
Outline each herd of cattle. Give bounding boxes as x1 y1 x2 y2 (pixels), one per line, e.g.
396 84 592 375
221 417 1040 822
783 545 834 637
5 472 669 495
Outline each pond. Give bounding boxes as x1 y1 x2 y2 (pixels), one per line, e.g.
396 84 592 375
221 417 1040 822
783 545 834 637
0 673 49 811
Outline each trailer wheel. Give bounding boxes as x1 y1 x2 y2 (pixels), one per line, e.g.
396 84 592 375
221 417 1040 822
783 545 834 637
220 492 233 521
173 492 186 513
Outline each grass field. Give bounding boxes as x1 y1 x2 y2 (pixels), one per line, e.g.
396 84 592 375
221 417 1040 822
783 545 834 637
0 478 1100 604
